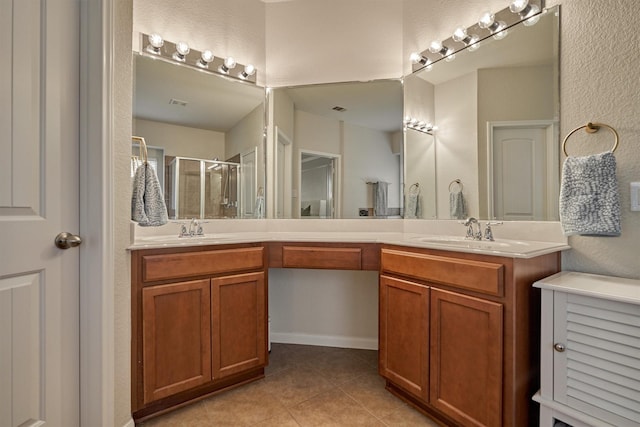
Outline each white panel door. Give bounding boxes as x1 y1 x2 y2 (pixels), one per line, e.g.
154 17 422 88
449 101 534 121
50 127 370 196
0 1 80 426
492 127 546 220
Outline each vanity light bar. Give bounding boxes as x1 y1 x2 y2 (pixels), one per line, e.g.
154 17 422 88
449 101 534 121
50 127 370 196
139 33 257 84
410 0 544 73
404 117 436 135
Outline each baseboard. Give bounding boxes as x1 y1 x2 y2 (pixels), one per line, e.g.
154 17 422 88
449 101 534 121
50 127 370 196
270 332 378 350
122 417 135 427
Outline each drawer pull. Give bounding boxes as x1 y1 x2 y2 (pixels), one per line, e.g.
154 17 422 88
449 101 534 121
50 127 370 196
554 343 566 352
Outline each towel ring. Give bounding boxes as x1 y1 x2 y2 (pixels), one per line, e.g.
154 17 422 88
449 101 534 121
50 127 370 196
132 136 148 163
448 179 463 192
562 122 619 157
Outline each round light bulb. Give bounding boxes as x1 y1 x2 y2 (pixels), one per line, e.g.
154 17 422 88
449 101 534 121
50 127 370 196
429 40 443 54
452 27 468 43
409 52 421 64
478 12 495 29
404 116 412 124
468 36 481 51
224 56 236 69
175 41 190 56
148 33 164 48
509 0 529 14
493 25 508 40
201 50 214 63
243 64 256 76
523 5 541 25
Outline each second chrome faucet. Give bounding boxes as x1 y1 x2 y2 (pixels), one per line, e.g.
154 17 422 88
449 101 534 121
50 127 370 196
463 217 502 241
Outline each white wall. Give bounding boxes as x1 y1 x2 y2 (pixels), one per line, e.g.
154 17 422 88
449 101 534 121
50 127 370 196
133 118 226 159
226 103 266 195
133 0 266 85
435 71 478 219
265 0 403 86
269 269 379 349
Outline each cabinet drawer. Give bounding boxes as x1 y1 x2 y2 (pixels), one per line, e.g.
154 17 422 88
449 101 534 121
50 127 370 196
142 247 264 283
381 249 504 296
282 246 362 270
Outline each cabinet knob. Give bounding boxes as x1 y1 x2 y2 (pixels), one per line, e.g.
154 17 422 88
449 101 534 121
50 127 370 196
554 343 566 352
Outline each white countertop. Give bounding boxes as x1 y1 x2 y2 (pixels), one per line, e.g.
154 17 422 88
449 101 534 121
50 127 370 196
128 220 571 258
534 271 640 304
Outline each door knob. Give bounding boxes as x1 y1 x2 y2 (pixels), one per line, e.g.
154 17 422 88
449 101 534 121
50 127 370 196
554 343 566 352
55 232 83 249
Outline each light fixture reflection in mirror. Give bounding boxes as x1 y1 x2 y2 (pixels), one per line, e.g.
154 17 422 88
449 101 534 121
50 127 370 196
404 5 560 221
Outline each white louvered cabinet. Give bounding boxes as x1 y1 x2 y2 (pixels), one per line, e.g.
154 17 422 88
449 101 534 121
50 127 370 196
533 272 640 427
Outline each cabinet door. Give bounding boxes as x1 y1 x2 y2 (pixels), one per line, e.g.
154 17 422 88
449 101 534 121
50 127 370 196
430 288 503 427
212 272 267 379
379 275 429 401
553 292 640 427
142 279 212 404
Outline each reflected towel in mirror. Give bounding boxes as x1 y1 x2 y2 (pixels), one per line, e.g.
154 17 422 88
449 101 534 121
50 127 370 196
559 152 620 236
374 182 389 217
449 190 467 220
131 162 168 226
405 184 421 219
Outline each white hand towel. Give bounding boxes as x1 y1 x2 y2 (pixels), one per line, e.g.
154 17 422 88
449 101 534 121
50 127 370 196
131 162 168 226
559 151 620 236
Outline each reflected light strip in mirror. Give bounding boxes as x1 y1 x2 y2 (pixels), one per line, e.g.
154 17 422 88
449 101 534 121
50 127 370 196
139 33 258 84
410 0 544 73
404 116 436 135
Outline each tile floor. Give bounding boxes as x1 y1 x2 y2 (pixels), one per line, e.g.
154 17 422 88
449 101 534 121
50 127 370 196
140 343 441 426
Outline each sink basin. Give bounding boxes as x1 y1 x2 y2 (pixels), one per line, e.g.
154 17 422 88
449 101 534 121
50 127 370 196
413 235 530 250
137 234 235 243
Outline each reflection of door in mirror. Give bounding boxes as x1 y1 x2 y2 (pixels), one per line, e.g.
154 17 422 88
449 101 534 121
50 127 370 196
275 127 292 218
488 121 559 221
271 80 403 219
240 148 257 218
300 151 338 219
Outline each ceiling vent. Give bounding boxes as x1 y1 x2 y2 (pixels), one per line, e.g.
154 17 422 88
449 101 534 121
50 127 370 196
169 98 188 107
332 106 347 112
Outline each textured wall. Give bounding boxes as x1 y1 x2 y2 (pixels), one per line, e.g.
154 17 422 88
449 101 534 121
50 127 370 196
551 0 640 279
114 0 134 424
133 0 266 85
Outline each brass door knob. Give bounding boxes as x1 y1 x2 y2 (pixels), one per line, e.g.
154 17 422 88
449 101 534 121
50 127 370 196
55 232 83 249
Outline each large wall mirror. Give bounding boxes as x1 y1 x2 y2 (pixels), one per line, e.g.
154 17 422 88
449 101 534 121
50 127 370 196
271 80 404 219
405 6 560 221
133 53 266 219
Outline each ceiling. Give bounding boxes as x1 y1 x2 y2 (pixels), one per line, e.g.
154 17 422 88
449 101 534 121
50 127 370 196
133 54 265 132
281 80 403 133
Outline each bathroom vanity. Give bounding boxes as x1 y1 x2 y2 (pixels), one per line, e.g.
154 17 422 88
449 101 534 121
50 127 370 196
129 229 566 425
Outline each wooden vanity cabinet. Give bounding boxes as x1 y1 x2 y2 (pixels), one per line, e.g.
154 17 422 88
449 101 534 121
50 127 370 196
379 245 561 427
131 244 268 422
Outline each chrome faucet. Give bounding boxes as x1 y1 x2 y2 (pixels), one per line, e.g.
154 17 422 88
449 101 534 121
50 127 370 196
188 218 200 236
464 217 483 240
177 218 204 238
483 221 503 241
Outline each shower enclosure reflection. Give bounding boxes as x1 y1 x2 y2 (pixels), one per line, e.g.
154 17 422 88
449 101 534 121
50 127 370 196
166 157 241 219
